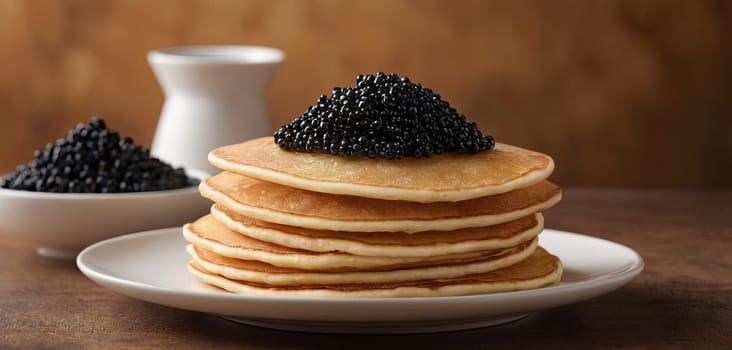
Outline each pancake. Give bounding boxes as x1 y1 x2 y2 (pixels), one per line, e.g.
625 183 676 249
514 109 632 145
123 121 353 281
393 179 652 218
208 137 554 203
200 172 561 233
183 215 519 271
186 237 537 286
188 246 562 298
211 204 545 257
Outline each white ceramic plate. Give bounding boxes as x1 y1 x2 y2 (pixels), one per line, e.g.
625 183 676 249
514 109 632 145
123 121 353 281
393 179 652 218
77 228 643 334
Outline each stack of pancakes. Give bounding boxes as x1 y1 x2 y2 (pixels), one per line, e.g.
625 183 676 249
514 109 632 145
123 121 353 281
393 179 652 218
184 137 562 298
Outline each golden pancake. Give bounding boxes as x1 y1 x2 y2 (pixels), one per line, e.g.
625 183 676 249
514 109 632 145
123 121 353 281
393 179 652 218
188 246 562 298
183 215 518 271
187 237 537 286
211 204 545 257
209 137 554 203
200 172 561 233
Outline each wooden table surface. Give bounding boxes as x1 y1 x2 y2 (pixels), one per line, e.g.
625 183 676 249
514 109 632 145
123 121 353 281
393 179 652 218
1 188 730 349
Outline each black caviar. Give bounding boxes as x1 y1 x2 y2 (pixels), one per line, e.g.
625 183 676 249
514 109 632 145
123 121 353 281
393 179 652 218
274 72 495 159
1 117 191 193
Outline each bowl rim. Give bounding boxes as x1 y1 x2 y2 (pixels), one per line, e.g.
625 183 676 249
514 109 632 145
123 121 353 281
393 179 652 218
0 168 209 200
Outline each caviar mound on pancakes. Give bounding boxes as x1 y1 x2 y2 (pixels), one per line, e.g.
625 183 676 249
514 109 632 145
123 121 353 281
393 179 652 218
185 72 563 298
1 117 192 193
273 73 495 159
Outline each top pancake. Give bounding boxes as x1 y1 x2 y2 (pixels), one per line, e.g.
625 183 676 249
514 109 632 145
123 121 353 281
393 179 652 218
209 137 554 203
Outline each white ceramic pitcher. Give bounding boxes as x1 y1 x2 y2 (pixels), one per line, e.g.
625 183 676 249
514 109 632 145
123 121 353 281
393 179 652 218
148 46 284 175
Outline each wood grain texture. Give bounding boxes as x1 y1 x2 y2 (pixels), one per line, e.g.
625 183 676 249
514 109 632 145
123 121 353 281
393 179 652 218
1 188 730 348
0 0 731 186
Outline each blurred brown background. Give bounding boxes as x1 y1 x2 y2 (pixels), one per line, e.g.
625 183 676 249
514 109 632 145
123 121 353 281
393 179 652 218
0 0 730 187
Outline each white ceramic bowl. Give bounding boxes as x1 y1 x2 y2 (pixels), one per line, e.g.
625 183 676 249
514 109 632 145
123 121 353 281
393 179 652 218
0 169 210 258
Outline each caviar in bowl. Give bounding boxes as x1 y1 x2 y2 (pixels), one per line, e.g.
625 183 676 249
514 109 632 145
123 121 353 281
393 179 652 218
0 168 210 258
0 117 212 258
